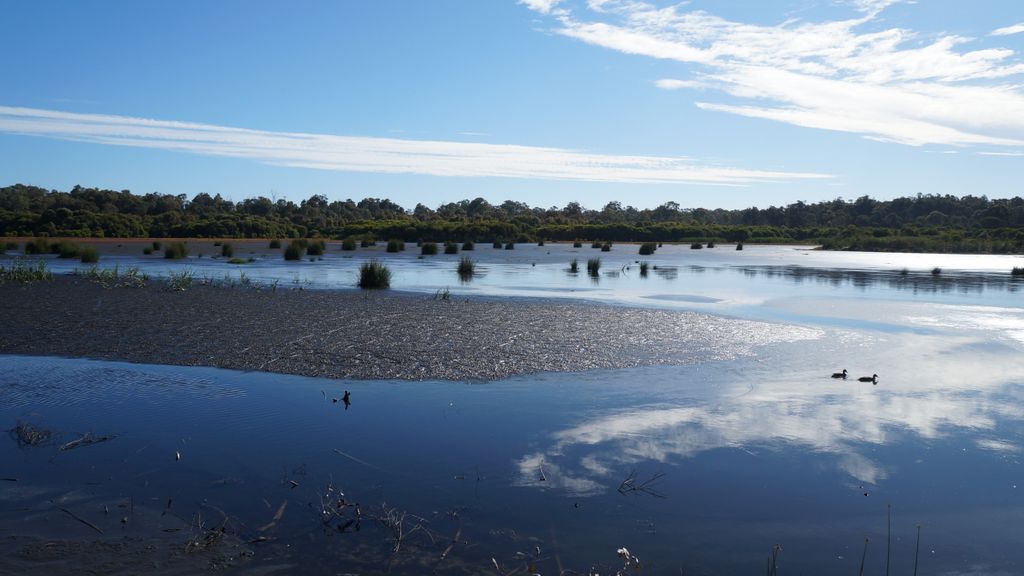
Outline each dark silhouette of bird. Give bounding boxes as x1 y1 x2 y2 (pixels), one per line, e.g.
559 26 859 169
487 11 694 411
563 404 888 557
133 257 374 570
858 374 878 383
342 390 351 408
832 369 848 379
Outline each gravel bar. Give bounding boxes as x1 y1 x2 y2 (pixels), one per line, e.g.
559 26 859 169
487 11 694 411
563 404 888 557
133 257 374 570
0 277 817 380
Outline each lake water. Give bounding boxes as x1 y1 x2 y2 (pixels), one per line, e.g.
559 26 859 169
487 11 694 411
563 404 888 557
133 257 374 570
2 244 1023 574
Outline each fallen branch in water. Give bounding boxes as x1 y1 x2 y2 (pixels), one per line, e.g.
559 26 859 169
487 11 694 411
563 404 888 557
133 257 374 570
59 505 104 534
60 432 117 451
617 469 667 498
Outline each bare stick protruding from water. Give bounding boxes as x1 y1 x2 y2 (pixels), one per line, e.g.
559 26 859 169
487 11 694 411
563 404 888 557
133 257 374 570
859 537 869 576
886 504 892 576
618 469 667 498
59 505 104 534
60 432 116 451
914 523 922 576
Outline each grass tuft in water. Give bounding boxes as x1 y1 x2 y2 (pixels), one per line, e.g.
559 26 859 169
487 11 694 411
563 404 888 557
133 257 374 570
457 256 475 280
492 240 503 249
587 257 601 277
591 241 603 249
461 240 474 251
152 240 162 251
690 242 703 249
421 242 438 255
164 242 188 259
386 239 403 252
143 246 153 255
220 243 234 258
306 240 326 256
1011 267 1024 276
638 242 656 255
358 259 391 289
573 241 583 248
601 242 612 252
341 238 356 251
639 261 649 277
23 238 50 255
444 242 459 255
505 242 515 250
568 258 579 273
931 267 942 276
284 240 303 260
269 239 282 249
79 245 99 263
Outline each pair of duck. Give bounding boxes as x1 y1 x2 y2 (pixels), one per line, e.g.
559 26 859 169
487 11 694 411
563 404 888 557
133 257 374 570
832 369 877 383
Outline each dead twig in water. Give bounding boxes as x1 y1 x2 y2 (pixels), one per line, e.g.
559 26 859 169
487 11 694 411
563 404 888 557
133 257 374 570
617 469 667 498
58 505 104 534
258 500 288 532
60 432 117 451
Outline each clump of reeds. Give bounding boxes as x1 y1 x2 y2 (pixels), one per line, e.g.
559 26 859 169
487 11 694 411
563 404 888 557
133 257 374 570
79 246 99 263
504 242 515 250
601 242 612 252
492 240 503 248
269 239 282 249
360 239 376 248
284 240 303 260
587 257 601 277
79 265 149 288
931 267 942 276
306 239 326 256
164 242 188 259
457 256 475 280
444 242 459 255
57 241 80 259
462 241 475 251
357 259 391 289
143 246 153 255
569 258 579 273
1011 267 1023 276
736 242 743 251
573 241 583 248
386 239 403 252
638 242 656 255
152 240 162 251
220 243 234 258
167 269 194 291
639 261 649 277
707 241 716 248
23 238 50 255
341 238 356 251
690 242 703 249
4 241 18 251
0 259 53 284
591 241 603 249
421 242 438 255
538 239 545 246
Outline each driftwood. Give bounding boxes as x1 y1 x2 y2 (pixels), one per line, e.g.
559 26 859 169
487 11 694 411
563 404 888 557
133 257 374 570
60 432 117 451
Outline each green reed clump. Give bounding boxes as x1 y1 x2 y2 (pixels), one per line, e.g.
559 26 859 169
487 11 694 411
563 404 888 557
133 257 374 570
639 261 649 277
164 242 188 259
284 240 303 260
143 246 153 255
306 240 326 256
152 240 162 251
457 256 475 280
538 239 545 246
736 242 743 250
601 242 612 252
587 257 601 277
220 243 234 258
504 242 515 250
690 242 703 249
357 259 391 289
269 239 282 249
569 258 579 273
707 241 716 248
79 246 99 263
57 241 81 259
931 267 942 276
341 238 356 251
23 238 49 255
591 241 603 249
386 239 403 253
573 241 583 248
461 241 475 251
493 240 503 249
167 268 194 291
3 241 17 251
0 258 52 284
639 242 656 255
444 242 459 255
421 242 438 255
1012 267 1024 276
360 239 376 248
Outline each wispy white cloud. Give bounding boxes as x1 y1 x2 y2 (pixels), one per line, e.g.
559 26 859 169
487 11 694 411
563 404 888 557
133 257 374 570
978 150 1024 157
654 78 706 90
524 0 1024 148
0 105 829 185
991 23 1024 37
518 0 563 16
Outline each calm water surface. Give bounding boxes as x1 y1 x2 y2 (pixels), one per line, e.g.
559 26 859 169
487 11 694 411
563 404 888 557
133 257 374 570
2 244 1023 574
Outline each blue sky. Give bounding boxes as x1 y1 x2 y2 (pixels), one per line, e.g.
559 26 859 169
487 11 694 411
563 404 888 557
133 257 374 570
1 0 1022 210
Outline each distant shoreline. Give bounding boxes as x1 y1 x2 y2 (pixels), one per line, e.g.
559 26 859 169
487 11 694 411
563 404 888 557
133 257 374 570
0 276 816 381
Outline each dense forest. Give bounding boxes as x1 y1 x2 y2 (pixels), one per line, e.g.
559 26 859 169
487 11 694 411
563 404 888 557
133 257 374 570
2 183 1023 253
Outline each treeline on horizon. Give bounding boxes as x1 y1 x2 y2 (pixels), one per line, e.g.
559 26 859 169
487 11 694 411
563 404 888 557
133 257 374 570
2 183 1023 254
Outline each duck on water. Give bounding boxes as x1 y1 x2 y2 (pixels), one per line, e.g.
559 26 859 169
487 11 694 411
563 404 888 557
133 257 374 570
858 374 879 383
831 369 848 379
